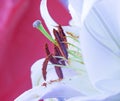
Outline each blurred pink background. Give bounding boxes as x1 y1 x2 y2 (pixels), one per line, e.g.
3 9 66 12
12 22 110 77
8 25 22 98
0 0 70 100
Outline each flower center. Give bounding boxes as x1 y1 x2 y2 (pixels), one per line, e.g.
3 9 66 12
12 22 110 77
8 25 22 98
43 25 69 81
33 20 83 86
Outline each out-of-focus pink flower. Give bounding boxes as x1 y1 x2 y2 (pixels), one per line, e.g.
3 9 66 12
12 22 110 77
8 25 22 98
0 0 70 101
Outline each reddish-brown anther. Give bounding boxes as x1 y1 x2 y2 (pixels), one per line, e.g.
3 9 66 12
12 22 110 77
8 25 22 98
53 29 68 59
42 26 69 81
54 45 64 79
45 43 51 55
42 54 53 81
54 45 66 65
58 25 68 49
43 43 64 80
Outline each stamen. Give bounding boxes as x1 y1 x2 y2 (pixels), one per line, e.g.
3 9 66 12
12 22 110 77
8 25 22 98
45 44 63 79
68 49 83 63
66 32 79 39
54 45 65 79
53 29 68 59
54 66 63 79
42 54 53 81
41 79 62 87
54 45 66 65
68 50 81 58
66 35 80 43
33 20 57 45
45 43 51 55
36 22 83 82
53 56 67 61
58 25 68 49
62 41 81 51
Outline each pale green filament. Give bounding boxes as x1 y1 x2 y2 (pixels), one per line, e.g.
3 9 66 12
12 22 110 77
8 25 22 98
63 42 81 51
69 57 84 64
33 20 57 45
68 49 83 63
53 56 68 61
66 35 80 43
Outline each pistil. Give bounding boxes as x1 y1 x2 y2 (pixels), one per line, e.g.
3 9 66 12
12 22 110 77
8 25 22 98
43 44 63 80
33 20 57 45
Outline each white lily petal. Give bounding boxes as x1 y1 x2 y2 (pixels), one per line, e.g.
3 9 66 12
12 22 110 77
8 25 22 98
83 0 120 57
68 0 99 26
31 58 60 87
41 83 85 99
31 58 77 87
15 80 85 101
62 26 81 52
66 92 120 101
31 58 45 87
81 0 99 24
80 0 120 93
40 0 58 38
66 95 110 101
68 0 83 27
31 57 105 100
62 26 80 37
61 75 100 96
101 92 120 101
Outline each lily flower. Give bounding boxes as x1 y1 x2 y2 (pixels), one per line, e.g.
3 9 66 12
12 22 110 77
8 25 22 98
67 0 120 100
80 0 120 93
15 0 120 101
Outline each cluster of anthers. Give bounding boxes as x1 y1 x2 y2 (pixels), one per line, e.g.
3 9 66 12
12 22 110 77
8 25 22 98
33 20 83 87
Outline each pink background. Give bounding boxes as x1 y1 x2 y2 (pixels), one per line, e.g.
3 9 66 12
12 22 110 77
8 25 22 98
0 0 70 100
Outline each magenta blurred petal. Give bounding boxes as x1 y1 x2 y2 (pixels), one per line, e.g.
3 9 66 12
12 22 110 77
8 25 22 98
0 0 70 100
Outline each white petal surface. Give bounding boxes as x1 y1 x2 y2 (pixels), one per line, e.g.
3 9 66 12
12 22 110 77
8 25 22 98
81 0 99 24
31 58 78 87
66 92 120 101
68 0 99 26
80 0 120 93
62 26 80 37
15 80 85 101
68 0 83 26
40 0 57 38
31 58 45 87
30 58 104 100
